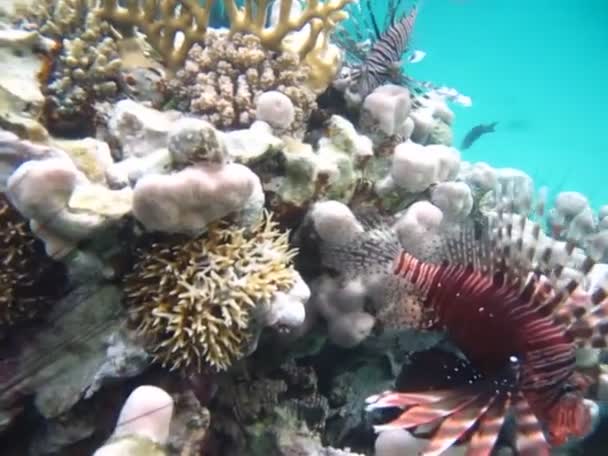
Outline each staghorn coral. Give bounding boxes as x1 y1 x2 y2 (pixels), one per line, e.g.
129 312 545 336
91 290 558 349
24 0 122 134
0 193 59 326
124 211 298 372
169 31 317 133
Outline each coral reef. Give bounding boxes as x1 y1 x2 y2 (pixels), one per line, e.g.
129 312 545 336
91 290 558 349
358 84 413 150
0 1 607 455
0 28 55 141
124 212 304 372
7 153 133 258
132 161 263 234
169 32 317 134
93 385 174 456
408 89 455 146
224 114 374 219
96 0 351 92
24 0 122 134
0 284 149 434
0 193 60 326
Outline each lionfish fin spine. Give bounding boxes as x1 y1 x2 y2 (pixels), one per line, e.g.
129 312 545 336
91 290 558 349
365 389 449 411
376 391 482 431
319 213 400 279
393 251 439 295
513 395 550 456
565 275 608 348
465 394 511 456
422 393 495 456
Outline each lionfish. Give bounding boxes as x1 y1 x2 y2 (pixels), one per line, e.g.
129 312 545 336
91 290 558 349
319 195 608 455
333 0 420 99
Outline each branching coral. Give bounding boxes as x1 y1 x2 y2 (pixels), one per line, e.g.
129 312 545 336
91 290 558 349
169 31 317 132
124 212 298 372
95 0 352 92
25 0 122 133
0 194 60 326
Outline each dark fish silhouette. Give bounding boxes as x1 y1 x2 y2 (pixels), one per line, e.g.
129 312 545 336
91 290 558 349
460 121 498 150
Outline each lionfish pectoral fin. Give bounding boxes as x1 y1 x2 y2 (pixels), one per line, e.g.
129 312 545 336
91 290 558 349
465 394 511 456
421 393 495 456
513 395 550 456
373 390 482 432
317 209 399 280
365 389 454 411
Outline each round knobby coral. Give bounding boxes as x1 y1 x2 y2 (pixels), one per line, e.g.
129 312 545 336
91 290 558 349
124 212 298 372
169 31 317 135
25 0 123 134
0 194 60 326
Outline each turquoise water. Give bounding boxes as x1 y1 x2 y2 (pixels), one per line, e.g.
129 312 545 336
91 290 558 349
405 0 608 210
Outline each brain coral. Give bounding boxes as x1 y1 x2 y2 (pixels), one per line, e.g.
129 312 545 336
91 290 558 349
169 31 317 135
0 194 61 327
124 212 298 372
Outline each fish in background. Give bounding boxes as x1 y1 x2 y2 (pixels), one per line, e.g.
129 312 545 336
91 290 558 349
461 121 498 149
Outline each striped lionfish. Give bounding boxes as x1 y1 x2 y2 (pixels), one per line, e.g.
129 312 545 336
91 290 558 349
333 0 469 107
333 0 420 99
319 194 608 455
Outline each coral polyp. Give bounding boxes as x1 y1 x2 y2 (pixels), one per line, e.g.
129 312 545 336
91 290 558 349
124 212 298 372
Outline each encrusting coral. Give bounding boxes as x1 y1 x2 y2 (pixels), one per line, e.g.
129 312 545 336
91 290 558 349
124 211 298 372
169 32 317 132
0 194 60 326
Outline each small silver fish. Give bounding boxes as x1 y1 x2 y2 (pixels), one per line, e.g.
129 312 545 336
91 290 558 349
408 49 427 63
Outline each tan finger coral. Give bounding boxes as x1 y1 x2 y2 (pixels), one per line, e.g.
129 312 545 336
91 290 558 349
169 31 317 134
123 212 298 372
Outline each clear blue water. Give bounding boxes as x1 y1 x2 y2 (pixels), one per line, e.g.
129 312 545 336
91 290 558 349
404 0 608 210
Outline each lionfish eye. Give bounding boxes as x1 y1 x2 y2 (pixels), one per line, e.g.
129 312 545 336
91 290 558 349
561 383 577 394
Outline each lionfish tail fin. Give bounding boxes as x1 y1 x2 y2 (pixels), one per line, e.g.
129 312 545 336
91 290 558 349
545 392 592 446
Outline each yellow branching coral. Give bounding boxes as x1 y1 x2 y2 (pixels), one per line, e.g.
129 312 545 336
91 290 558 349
95 0 212 70
225 0 351 59
0 194 59 326
95 0 352 90
124 212 298 372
